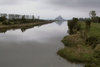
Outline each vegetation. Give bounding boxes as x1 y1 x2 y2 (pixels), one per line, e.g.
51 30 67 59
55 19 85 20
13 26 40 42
0 13 52 25
79 11 100 23
68 18 81 34
89 10 97 22
58 45 93 63
0 13 53 30
0 16 7 22
0 21 52 33
58 10 100 67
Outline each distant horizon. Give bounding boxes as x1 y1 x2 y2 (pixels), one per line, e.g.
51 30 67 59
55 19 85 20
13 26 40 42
0 12 93 20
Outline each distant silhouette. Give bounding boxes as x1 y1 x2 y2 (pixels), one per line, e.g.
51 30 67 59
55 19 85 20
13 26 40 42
55 16 66 21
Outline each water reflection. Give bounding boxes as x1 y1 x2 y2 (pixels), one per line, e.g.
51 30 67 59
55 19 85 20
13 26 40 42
0 24 43 33
0 29 7 33
0 21 66 33
21 27 35 32
55 20 66 26
0 21 84 67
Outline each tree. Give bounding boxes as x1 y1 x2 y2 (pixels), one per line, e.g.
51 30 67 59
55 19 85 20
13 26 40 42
89 10 96 22
0 16 7 22
22 15 25 20
32 15 34 20
68 18 80 34
83 19 91 40
85 18 91 32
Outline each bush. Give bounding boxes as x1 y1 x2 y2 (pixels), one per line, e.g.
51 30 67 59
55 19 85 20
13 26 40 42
0 16 7 22
86 36 99 48
68 20 75 34
68 18 81 34
85 19 91 32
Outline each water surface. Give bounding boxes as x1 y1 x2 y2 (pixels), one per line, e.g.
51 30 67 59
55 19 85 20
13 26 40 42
0 21 84 67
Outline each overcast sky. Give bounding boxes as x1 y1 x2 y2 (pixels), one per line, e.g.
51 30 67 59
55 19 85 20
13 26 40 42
0 0 100 19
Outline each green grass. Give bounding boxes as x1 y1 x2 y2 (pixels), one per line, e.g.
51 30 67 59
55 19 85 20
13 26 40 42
89 23 100 37
80 22 100 37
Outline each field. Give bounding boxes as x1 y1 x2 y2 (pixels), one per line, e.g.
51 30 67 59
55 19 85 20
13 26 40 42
80 22 100 37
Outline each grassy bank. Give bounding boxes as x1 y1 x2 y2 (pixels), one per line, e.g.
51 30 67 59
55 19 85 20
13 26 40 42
0 21 52 30
58 22 100 67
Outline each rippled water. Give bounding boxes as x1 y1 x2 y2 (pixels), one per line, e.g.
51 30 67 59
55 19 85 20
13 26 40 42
0 21 84 67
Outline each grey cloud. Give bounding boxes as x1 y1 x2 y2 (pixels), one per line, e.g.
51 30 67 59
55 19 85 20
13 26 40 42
0 0 41 5
47 0 100 9
0 0 19 5
0 0 100 19
1 0 100 8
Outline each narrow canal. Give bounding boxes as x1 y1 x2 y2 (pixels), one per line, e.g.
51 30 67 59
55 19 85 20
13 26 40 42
0 21 84 67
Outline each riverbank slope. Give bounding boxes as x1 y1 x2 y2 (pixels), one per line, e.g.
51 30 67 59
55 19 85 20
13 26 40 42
58 22 100 67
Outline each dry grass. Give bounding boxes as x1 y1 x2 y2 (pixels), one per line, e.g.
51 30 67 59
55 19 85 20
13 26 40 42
62 33 85 47
58 45 93 63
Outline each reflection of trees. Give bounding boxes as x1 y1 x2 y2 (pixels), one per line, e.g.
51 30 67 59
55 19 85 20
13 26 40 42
0 22 48 33
0 29 7 33
21 26 35 32
21 28 26 32
0 26 33 33
21 27 34 32
0 26 34 33
55 20 65 26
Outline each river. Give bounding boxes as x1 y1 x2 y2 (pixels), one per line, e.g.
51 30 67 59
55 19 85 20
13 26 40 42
0 21 84 67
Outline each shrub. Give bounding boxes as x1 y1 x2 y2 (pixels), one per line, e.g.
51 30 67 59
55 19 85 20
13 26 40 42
86 36 99 48
68 20 75 34
68 18 82 34
0 16 7 22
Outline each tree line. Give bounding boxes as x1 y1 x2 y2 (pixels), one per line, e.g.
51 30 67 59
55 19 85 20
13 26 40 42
0 13 42 25
79 11 100 23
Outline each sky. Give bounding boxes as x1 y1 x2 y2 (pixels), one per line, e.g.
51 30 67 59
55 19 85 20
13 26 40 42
0 0 100 19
